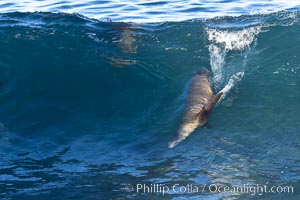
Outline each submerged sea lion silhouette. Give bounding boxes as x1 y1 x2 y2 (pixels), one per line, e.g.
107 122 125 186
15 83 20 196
168 69 223 148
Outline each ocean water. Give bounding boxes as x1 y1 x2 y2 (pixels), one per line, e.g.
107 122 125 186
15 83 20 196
1 0 300 22
0 1 300 200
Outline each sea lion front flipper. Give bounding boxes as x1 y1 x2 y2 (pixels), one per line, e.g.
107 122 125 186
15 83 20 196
204 92 223 112
213 92 223 104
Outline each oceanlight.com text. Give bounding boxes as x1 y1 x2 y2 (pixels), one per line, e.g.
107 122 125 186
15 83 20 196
123 183 294 196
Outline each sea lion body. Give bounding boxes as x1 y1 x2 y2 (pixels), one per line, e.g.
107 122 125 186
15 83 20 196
168 69 223 148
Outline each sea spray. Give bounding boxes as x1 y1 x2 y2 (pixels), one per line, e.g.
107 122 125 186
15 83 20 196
206 26 261 93
220 71 244 99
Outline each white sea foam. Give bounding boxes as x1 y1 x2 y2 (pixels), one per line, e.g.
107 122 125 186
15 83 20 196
208 44 225 84
206 27 261 51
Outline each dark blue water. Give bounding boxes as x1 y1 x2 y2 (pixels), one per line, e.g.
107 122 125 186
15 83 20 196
0 5 299 200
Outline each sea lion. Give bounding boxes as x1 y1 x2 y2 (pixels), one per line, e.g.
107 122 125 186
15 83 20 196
168 69 223 148
118 28 137 54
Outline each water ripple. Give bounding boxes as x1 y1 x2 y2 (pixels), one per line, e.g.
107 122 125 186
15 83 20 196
0 0 300 22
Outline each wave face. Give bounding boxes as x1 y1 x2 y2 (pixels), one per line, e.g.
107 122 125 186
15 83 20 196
0 11 300 199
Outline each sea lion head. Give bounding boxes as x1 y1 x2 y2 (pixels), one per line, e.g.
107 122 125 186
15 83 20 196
168 120 200 148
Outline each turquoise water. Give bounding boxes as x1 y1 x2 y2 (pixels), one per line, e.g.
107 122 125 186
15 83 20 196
0 3 299 200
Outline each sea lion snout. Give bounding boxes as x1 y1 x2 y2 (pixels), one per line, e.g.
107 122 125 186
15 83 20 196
168 138 181 148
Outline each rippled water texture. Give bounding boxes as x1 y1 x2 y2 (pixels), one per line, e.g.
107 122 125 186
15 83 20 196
0 0 300 22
